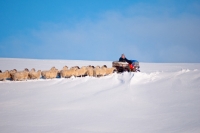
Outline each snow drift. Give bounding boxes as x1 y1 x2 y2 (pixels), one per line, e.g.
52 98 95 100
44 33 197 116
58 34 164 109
0 58 200 133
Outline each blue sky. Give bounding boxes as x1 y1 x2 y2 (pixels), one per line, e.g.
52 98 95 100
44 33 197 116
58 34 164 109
0 0 200 62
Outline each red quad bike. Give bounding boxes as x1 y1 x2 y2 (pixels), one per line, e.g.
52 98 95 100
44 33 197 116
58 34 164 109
112 60 140 73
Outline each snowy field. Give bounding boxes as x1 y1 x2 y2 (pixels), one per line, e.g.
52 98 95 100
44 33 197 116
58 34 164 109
0 58 200 133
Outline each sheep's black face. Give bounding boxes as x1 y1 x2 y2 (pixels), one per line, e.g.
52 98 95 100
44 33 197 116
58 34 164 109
113 68 117 73
0 70 2 73
25 68 29 72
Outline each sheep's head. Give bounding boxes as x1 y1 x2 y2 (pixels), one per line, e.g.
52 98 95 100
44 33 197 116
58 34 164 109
113 67 117 73
103 65 107 68
9 69 16 74
71 68 76 70
0 70 2 73
31 68 36 72
4 70 9 73
96 66 100 69
71 66 78 69
51 67 56 70
101 65 107 69
87 65 94 69
24 68 29 72
63 66 68 70
72 67 79 70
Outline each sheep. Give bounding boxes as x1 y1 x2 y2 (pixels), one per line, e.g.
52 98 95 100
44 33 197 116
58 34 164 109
59 66 68 78
42 68 59 79
9 69 17 80
50 69 59 79
41 67 56 78
43 70 54 79
99 65 108 76
93 65 107 77
23 68 31 79
29 70 41 80
70 66 79 70
86 66 95 77
60 67 78 78
74 66 88 77
26 68 35 79
0 70 11 81
106 67 117 75
12 69 29 81
10 69 17 73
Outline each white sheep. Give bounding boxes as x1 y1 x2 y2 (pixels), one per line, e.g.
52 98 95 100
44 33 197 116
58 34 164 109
86 66 95 77
74 66 87 77
12 69 29 81
43 69 59 79
27 68 36 79
93 65 107 77
62 66 68 70
60 67 78 78
106 67 117 75
9 69 17 80
0 70 11 81
60 66 68 78
29 70 41 80
41 67 56 79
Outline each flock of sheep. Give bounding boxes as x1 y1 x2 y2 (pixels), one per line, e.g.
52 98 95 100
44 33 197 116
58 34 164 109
0 65 117 81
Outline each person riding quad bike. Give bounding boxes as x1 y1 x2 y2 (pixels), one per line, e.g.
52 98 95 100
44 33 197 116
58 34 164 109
119 54 129 62
119 54 135 71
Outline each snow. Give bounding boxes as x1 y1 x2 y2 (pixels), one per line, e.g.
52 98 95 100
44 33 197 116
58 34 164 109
0 58 200 133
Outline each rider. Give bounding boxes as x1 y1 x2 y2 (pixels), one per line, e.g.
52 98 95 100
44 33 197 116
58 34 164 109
119 54 133 70
119 54 129 62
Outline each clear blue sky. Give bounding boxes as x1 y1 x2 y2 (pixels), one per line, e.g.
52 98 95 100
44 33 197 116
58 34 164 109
0 0 200 62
